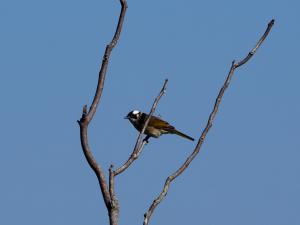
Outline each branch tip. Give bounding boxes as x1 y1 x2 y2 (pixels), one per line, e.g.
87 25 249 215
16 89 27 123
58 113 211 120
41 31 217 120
82 105 88 116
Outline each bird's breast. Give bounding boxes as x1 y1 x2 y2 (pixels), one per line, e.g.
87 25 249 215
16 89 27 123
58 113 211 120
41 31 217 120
145 126 162 138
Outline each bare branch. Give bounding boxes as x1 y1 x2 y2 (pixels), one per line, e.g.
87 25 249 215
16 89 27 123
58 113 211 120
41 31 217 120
77 0 128 221
86 0 128 122
114 79 169 176
109 166 116 203
143 19 275 225
236 19 274 68
109 165 119 225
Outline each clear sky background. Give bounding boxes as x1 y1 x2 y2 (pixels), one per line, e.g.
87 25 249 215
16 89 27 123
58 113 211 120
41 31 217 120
1 0 299 225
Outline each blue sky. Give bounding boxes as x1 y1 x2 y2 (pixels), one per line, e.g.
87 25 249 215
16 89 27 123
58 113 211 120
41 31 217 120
1 0 299 225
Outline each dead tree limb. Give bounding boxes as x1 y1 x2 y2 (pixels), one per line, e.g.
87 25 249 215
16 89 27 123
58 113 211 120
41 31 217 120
143 19 275 225
77 1 127 225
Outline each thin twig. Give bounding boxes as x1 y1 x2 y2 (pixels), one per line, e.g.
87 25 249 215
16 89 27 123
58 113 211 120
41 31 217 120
143 19 275 225
77 0 128 224
114 79 169 176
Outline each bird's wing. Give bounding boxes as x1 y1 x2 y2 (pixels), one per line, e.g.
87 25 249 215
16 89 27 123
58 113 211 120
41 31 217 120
148 115 175 130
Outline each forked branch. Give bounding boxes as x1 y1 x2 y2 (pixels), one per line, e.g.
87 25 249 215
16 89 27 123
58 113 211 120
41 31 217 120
77 0 127 224
143 19 275 225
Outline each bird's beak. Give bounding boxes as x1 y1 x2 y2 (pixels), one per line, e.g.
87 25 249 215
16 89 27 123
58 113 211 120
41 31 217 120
124 116 129 119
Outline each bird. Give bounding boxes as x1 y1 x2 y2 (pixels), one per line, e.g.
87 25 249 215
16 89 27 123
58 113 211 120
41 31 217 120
125 110 194 141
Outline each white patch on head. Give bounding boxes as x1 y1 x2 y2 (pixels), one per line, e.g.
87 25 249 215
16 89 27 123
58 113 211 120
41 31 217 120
132 110 140 115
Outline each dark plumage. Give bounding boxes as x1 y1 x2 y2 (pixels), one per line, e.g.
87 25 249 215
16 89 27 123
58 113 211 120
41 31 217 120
125 110 194 141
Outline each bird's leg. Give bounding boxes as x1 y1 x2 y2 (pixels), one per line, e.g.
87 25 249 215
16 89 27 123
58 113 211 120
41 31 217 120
143 135 151 144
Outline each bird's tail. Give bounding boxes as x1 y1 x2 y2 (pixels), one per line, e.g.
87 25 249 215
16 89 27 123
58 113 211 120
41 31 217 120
172 129 194 141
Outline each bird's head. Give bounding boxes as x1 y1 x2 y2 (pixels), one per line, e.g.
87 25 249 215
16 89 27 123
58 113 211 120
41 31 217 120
124 110 142 123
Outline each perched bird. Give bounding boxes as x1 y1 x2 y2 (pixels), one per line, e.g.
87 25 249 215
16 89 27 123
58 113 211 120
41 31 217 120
125 110 194 141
